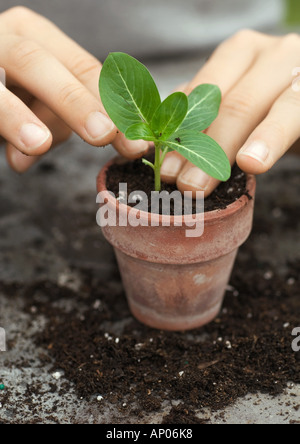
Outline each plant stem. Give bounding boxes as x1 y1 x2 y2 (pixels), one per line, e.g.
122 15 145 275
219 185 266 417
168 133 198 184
154 142 162 192
160 146 169 168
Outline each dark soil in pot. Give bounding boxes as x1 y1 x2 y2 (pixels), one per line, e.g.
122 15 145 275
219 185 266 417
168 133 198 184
105 155 251 215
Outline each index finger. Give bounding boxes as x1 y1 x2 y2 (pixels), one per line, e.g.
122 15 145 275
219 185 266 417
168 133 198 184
0 34 117 148
1 7 102 98
1 6 147 156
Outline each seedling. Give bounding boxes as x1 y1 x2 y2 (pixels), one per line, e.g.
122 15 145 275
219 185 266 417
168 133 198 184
99 52 231 192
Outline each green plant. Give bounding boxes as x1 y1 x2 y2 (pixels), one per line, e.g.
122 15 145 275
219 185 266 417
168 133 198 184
99 52 231 192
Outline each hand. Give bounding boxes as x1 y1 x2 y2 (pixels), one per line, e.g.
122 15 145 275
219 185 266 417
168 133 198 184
161 30 300 196
0 7 148 173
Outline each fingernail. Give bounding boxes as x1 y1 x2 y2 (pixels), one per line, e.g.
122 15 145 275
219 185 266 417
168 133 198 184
85 112 115 140
10 148 38 173
240 141 269 163
161 155 184 177
180 167 211 190
20 123 51 150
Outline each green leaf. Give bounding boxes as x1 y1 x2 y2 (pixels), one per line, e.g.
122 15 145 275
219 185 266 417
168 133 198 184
125 122 156 141
165 131 231 182
151 92 188 140
179 84 221 132
99 52 161 133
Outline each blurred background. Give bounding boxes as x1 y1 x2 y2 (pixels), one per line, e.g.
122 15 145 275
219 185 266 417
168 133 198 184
0 0 299 61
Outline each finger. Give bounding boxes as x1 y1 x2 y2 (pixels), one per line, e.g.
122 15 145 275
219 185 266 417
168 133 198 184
2 7 145 157
237 86 300 174
163 31 275 187
0 88 31 145
7 99 72 173
30 98 73 144
0 34 116 147
2 7 101 97
161 151 186 184
8 86 34 106
185 30 275 95
0 80 52 155
112 132 149 160
178 33 298 196
6 145 38 173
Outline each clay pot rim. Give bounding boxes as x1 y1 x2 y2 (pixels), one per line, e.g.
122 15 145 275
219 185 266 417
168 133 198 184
97 157 256 225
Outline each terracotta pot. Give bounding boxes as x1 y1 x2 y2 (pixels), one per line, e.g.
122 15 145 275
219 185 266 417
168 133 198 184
97 158 256 331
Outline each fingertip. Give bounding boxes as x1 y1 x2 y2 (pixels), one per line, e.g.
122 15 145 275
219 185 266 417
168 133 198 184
161 172 177 185
236 151 270 175
113 132 150 159
6 144 40 173
84 112 117 147
237 141 271 175
98 126 119 148
161 152 186 184
176 179 215 199
19 123 53 156
177 167 219 198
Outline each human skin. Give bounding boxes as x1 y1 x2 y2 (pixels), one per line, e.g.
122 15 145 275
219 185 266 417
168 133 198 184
0 6 148 173
161 30 300 196
0 7 299 196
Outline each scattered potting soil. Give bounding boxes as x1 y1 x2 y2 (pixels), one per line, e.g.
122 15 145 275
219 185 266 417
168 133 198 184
3 251 298 424
106 155 250 214
1 157 299 424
